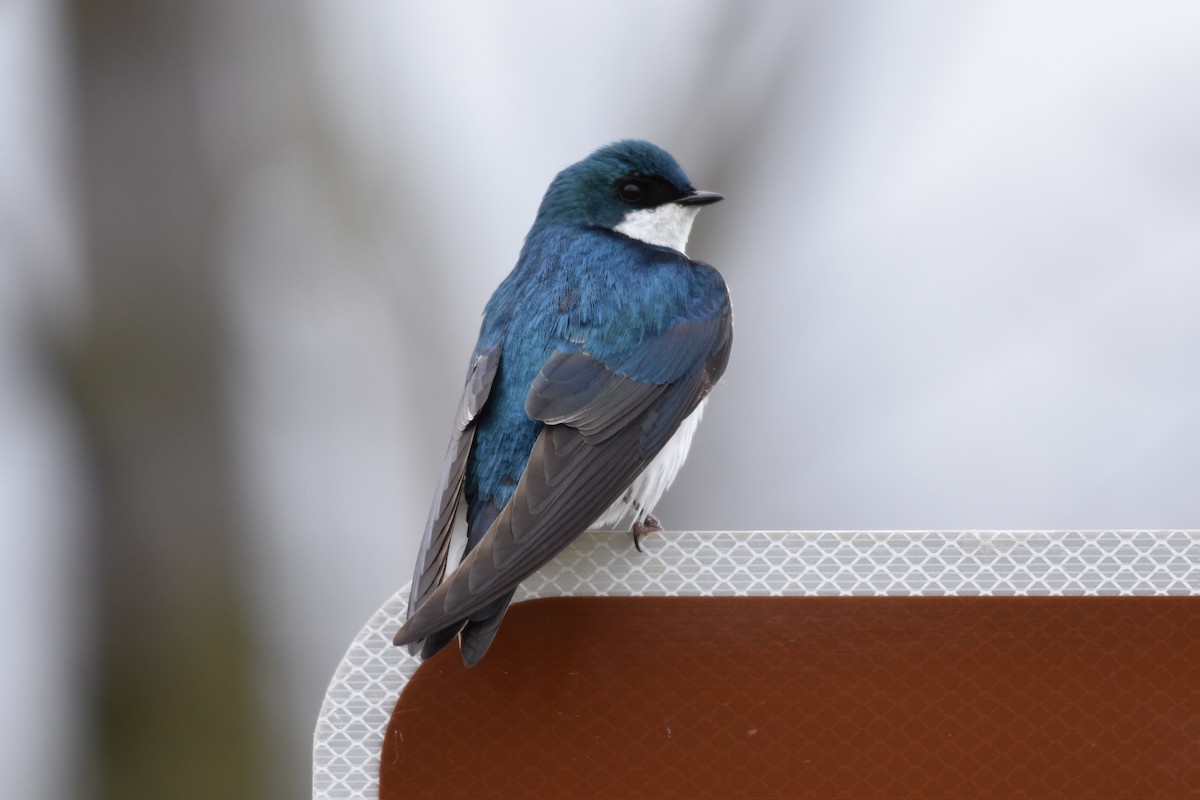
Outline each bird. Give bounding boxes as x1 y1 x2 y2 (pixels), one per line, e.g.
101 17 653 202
393 140 732 666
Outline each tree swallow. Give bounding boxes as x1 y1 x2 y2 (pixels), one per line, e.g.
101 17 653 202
393 140 732 666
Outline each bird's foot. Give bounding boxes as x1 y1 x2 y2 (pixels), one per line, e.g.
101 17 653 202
631 514 663 553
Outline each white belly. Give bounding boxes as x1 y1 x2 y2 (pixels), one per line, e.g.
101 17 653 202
592 398 707 529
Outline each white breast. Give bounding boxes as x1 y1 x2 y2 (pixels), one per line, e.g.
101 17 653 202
592 398 707 530
613 202 700 254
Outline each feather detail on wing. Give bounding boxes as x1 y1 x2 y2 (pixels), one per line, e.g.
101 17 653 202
395 302 731 649
405 346 500 625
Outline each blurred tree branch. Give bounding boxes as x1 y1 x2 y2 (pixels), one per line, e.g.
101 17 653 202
69 1 271 797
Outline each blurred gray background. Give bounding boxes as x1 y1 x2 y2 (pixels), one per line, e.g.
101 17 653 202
3 1 1198 797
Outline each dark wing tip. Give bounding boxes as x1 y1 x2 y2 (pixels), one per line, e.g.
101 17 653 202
392 623 414 647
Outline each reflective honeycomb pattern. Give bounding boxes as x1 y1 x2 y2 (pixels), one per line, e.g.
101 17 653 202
314 531 1200 799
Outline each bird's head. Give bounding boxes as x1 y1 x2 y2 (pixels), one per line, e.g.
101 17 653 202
534 140 722 254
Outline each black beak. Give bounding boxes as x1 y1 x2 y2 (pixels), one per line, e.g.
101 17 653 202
678 189 724 206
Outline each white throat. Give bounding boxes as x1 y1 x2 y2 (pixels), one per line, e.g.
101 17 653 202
613 202 700 254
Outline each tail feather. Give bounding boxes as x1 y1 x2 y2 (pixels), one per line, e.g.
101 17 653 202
416 621 466 660
459 590 517 667
401 499 507 663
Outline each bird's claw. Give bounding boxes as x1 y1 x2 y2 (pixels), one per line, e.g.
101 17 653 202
631 514 663 553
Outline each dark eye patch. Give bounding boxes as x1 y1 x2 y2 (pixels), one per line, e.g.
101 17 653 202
615 175 688 208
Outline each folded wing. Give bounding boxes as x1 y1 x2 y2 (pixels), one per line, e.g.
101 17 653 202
395 301 732 661
404 346 500 630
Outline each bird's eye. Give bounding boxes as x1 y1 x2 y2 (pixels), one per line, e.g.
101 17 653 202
618 180 647 203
